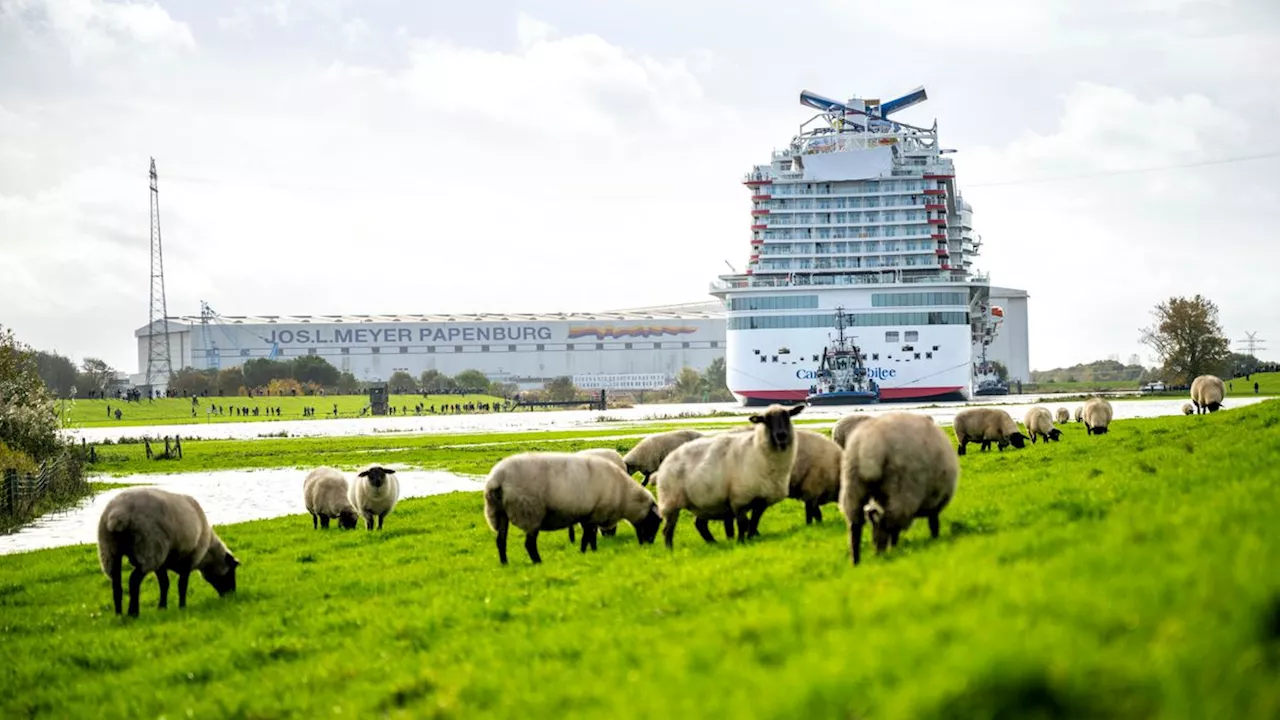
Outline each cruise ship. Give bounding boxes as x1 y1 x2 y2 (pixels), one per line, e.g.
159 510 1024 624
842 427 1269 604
710 87 1005 406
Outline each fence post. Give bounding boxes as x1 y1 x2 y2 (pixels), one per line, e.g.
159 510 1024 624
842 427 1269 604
3 469 16 515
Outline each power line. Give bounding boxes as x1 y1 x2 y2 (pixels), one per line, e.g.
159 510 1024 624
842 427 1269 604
966 150 1280 188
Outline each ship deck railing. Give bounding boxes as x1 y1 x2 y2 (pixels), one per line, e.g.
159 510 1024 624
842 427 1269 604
711 272 989 292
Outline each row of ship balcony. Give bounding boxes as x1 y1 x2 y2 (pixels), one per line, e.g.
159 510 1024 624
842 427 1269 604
747 184 948 199
753 198 950 212
756 214 947 226
712 270 989 291
750 242 965 257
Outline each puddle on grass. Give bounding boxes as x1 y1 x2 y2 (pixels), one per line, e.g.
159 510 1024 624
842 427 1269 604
0 468 482 556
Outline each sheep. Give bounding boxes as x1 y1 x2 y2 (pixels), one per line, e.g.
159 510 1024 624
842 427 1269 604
573 448 627 539
97 486 240 617
483 451 661 564
838 412 959 566
1055 407 1070 424
303 466 359 530
951 407 1028 455
1082 397 1113 435
1182 402 1195 416
1023 407 1062 444
653 403 804 549
348 463 400 530
831 413 873 449
622 429 704 486
1190 374 1226 414
1074 406 1084 423
789 429 845 524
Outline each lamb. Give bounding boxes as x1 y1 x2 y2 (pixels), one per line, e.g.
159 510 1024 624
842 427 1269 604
1055 407 1070 425
1190 374 1226 414
483 451 661 564
838 412 959 566
348 463 400 530
653 403 804 548
1074 406 1084 423
831 413 873 449
951 407 1028 455
1023 407 1062 444
1182 402 1195 416
97 486 240 617
622 429 704 486
303 466 359 530
1082 397 1113 435
789 429 845 524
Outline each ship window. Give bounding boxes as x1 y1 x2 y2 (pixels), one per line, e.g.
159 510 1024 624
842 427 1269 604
926 352 933 359
885 331 899 343
933 345 940 351
754 349 760 354
772 355 778 362
905 331 919 342
760 356 767 363
872 353 879 360
914 353 921 360
812 354 819 362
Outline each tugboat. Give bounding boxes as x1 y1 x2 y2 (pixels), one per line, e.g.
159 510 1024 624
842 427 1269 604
805 307 881 406
972 305 1009 396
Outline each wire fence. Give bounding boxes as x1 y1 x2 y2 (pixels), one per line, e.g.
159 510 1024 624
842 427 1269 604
1 448 89 532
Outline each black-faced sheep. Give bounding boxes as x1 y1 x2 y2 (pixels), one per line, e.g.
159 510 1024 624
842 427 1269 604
838 412 959 566
831 413 873 449
1023 407 1062 444
348 464 399 530
789 429 844 524
483 452 661 564
574 448 627 539
622 429 704 486
1182 402 1195 416
653 403 804 548
1082 397 1113 435
1190 374 1226 414
303 466 359 530
97 487 240 617
952 407 1028 455
1055 407 1070 425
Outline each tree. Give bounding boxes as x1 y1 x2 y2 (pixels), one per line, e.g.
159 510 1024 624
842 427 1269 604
674 367 705 400
0 324 62 464
453 369 490 392
702 357 727 392
241 358 290 390
169 367 216 396
32 351 78 397
421 370 456 393
290 355 340 387
78 357 116 396
215 367 245 396
544 376 577 402
1139 295 1231 384
388 371 417 393
336 371 361 394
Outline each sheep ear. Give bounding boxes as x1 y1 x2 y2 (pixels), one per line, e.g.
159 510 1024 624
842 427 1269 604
748 415 763 424
787 403 806 416
357 469 370 477
383 467 396 474
226 554 240 569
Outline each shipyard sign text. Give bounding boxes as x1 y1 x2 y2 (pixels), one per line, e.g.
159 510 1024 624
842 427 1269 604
265 325 554 346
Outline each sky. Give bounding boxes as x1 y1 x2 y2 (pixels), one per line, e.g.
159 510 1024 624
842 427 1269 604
1 0 1278 374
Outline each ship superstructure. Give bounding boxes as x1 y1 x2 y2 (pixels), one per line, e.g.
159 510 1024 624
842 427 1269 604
710 87 1003 405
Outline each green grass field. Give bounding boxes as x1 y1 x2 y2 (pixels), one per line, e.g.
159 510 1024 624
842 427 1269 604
2 401 1278 718
60 393 509 428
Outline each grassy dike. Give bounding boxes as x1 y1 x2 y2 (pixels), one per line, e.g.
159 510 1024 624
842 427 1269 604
2 402 1279 719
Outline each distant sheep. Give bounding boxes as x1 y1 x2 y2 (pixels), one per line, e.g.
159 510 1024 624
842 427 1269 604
97 486 240 617
789 429 845 524
831 413 873 449
838 412 959 566
303 466 359 530
952 408 1028 455
1190 374 1226 414
1055 407 1070 424
654 404 804 548
1182 402 1195 416
483 452 661 564
348 464 400 530
1074 406 1084 423
1023 407 1062 444
1082 397 1113 435
623 429 704 486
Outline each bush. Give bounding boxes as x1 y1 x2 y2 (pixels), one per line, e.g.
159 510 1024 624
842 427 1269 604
0 325 61 463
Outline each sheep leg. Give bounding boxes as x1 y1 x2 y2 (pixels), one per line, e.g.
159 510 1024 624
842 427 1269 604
734 506 752 544
320 515 331 529
494 515 510 565
109 557 124 616
364 512 375 530
579 524 591 553
662 512 679 549
723 518 735 540
155 570 169 609
583 524 599 552
311 512 318 529
569 525 576 544
377 512 386 530
641 472 652 487
956 439 967 456
928 513 940 539
849 521 864 566
177 571 190 608
693 517 717 544
524 530 542 564
601 526 617 537
747 499 767 538
127 567 146 618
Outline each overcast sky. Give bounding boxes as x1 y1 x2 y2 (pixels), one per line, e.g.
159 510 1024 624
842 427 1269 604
2 0 1277 373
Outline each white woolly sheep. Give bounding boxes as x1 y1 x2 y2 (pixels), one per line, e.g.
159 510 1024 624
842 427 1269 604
483 451 661 564
952 407 1028 455
303 466 359 530
1182 402 1195 416
1190 374 1226 414
97 486 240 617
831 413 873 449
572 448 628 539
348 463 400 530
653 403 804 548
1082 397 1113 435
1074 406 1084 423
789 429 845 524
838 412 959 566
1023 407 1063 444
622 429 704 486
1055 407 1070 425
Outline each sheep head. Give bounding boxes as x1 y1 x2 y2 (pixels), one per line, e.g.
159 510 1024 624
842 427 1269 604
748 403 805 452
337 508 360 530
633 504 661 545
1006 431 1028 449
200 550 240 596
358 465 396 488
1047 428 1062 442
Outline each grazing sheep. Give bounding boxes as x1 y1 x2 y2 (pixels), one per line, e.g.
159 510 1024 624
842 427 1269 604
654 403 804 548
952 408 1028 455
622 429 704 486
1190 374 1226 414
1023 407 1063 444
303 466 359 530
1082 397 1113 435
789 429 845 524
838 412 959 566
831 413 873 449
348 464 399 530
1055 407 1070 424
1182 402 1195 416
1074 406 1084 423
97 487 240 617
574 448 627 538
483 452 661 564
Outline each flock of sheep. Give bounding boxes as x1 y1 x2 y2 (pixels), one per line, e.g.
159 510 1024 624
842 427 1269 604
93 374 1230 617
